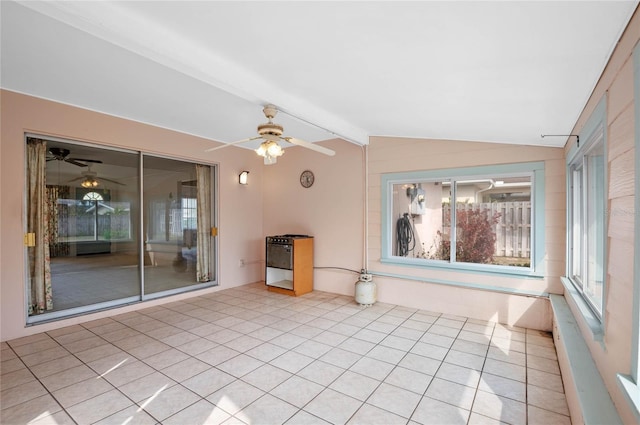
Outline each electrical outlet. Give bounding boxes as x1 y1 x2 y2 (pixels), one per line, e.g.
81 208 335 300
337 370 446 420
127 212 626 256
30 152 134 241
239 259 245 267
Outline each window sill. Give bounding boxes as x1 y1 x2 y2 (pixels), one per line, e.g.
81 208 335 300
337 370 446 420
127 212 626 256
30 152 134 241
617 374 640 423
560 276 603 343
550 293 622 424
381 256 543 280
371 269 548 298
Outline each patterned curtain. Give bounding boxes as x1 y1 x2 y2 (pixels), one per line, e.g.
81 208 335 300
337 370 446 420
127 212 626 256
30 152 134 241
26 139 53 314
196 164 211 282
46 185 70 257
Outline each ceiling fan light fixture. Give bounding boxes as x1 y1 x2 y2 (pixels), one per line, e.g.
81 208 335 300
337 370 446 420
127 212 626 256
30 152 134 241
255 142 267 157
204 104 335 161
267 142 283 157
81 177 99 188
255 140 284 165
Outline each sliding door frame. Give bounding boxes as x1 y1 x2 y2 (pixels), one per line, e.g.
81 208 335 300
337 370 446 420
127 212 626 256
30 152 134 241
25 133 218 325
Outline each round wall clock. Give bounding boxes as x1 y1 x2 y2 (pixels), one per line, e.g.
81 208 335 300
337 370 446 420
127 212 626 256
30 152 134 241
300 170 315 188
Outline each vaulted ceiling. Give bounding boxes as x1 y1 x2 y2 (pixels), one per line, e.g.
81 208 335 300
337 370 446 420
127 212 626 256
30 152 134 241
2 1 638 150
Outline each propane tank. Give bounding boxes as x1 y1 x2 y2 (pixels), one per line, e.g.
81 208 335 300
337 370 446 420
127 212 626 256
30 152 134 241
355 272 376 306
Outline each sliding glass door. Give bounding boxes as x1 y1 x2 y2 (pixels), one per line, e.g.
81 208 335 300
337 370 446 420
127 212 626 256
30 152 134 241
26 136 216 322
143 156 214 297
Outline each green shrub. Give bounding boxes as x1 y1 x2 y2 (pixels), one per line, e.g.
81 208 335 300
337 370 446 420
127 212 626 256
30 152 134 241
432 208 501 264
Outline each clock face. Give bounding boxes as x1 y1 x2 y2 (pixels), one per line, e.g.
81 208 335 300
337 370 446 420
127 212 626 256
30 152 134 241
300 170 314 188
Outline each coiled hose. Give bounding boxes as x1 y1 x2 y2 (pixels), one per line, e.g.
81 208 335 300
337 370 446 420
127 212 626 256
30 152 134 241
396 213 415 256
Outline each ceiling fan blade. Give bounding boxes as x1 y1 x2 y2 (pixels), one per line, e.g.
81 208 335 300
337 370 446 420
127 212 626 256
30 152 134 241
100 177 125 186
282 137 336 156
67 176 83 182
72 158 103 164
205 136 261 152
65 158 89 167
49 148 70 158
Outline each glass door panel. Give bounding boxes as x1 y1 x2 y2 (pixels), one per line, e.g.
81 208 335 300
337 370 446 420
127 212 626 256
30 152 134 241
27 137 215 321
143 156 211 295
33 139 140 315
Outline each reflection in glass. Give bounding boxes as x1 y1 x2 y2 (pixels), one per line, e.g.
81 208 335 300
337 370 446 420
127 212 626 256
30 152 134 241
571 168 583 283
28 138 215 319
585 144 604 312
143 156 212 295
37 140 140 314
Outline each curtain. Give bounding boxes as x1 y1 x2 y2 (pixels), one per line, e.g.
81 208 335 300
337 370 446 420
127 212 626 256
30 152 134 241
195 164 211 282
46 185 70 257
26 139 53 314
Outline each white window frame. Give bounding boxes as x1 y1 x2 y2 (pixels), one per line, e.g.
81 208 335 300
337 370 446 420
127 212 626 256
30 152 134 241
561 96 607 346
566 123 606 318
381 161 545 278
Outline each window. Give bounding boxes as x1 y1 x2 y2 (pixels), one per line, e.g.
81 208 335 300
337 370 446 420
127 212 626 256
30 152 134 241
147 185 196 243
567 104 606 317
382 162 544 275
62 190 132 242
82 192 103 201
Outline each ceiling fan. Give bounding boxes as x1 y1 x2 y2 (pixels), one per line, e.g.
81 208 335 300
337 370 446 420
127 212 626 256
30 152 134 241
47 147 103 167
68 166 124 188
206 105 335 165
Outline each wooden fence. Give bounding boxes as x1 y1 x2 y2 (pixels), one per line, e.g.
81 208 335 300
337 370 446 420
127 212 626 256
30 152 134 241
445 202 531 258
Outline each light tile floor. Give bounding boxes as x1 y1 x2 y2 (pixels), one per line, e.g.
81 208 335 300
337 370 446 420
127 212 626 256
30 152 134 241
1 283 571 425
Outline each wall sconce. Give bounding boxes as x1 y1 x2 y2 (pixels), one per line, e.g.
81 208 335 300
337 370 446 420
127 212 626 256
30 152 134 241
239 171 249 185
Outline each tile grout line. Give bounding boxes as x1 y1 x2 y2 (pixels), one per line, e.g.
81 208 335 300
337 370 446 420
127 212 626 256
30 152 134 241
465 317 495 425
6 291 331 423
269 303 419 423
51 323 169 424
3 287 569 425
340 308 440 424
135 290 360 423
422 316 475 423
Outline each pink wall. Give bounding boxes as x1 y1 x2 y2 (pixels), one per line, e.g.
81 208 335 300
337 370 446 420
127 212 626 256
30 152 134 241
260 132 566 330
261 139 366 295
0 90 264 341
367 136 566 330
0 89 566 341
561 8 639 424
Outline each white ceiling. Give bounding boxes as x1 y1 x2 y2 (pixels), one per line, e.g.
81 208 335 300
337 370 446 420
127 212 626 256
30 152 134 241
2 1 638 150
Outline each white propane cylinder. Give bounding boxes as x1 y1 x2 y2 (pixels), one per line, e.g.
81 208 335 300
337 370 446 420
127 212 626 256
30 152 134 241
355 278 377 306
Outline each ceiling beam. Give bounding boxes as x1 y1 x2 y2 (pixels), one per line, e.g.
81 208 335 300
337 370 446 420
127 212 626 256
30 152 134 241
18 1 369 145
